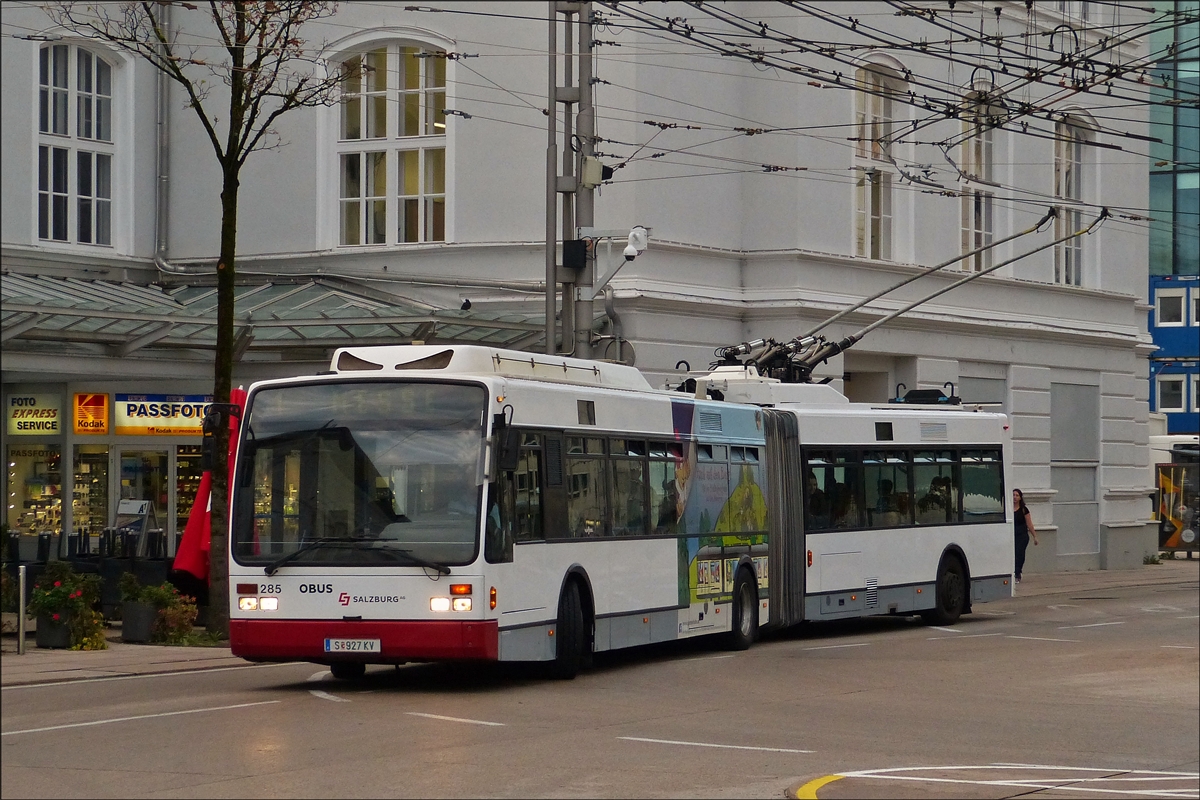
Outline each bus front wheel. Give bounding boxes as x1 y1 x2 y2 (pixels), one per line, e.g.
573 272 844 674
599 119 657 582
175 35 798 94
727 569 759 651
550 581 586 680
922 555 967 626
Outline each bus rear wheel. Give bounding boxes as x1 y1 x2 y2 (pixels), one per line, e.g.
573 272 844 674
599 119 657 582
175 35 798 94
726 568 759 651
329 662 366 681
922 555 966 626
550 581 586 680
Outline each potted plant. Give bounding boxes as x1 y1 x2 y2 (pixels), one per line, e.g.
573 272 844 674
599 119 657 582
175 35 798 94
27 561 106 650
118 572 158 643
118 573 199 645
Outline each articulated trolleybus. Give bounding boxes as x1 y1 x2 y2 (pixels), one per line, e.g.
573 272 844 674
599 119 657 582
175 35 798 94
228 343 1013 679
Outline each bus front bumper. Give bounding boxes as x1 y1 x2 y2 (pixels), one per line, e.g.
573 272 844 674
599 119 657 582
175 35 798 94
229 619 499 662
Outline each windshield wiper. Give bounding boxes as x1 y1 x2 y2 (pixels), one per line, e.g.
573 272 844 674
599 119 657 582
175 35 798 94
263 536 450 576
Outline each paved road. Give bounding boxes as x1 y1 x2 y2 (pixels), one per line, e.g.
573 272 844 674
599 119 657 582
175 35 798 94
3 577 1197 799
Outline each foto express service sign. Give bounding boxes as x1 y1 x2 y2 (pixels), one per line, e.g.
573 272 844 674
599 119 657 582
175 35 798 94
114 394 213 436
7 394 62 435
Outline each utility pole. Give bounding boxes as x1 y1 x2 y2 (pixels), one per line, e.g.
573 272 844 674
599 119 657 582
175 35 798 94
545 1 594 356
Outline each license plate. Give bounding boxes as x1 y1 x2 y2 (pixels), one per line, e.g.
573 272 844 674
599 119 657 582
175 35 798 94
323 638 381 653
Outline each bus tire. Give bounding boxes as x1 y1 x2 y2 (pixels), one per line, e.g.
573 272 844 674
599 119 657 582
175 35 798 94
550 581 586 680
727 568 759 651
922 554 967 626
329 662 366 681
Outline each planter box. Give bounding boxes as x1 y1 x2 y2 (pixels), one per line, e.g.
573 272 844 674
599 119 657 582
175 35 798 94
121 601 158 643
35 613 71 649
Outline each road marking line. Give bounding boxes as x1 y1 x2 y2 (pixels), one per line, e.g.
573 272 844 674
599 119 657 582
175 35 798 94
1058 622 1126 629
1175 615 1199 619
674 654 737 663
309 690 350 703
1161 645 1196 649
795 775 843 798
618 736 812 754
405 712 505 727
1007 635 1081 643
307 671 330 682
0 662 300 691
1 700 280 736
837 773 1197 796
802 642 870 651
927 632 1005 640
927 626 961 633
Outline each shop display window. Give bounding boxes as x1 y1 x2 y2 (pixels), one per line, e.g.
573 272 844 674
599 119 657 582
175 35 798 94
6 444 63 545
72 444 109 550
176 444 204 534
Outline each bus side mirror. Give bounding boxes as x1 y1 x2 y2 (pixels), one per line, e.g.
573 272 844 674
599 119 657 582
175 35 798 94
493 412 520 472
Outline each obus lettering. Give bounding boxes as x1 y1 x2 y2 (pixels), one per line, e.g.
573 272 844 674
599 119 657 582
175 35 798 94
299 583 334 594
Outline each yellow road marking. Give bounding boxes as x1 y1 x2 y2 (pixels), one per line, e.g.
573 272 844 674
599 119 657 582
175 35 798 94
795 774 843 798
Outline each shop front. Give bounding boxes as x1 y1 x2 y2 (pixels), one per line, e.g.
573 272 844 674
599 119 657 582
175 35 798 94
4 386 210 563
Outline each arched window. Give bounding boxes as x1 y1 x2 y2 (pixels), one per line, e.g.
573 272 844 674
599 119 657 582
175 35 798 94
1054 119 1088 285
336 43 447 246
37 43 115 245
959 91 1004 271
853 64 904 260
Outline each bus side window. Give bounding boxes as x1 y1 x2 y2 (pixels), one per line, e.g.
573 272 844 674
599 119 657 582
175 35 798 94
649 443 679 534
512 437 543 542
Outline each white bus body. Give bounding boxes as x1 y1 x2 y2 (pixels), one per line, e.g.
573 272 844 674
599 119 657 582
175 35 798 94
228 345 1012 677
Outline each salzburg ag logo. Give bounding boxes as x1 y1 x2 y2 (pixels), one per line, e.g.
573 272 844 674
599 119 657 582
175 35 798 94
338 592 350 606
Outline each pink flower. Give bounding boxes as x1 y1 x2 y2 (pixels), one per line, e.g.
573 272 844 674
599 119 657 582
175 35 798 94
52 613 60 621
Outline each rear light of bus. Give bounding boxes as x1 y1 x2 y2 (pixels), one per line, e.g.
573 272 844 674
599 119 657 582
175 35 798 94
239 597 258 611
490 586 497 610
450 584 472 595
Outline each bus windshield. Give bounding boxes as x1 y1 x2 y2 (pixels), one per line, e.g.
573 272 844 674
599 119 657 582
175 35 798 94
232 381 488 569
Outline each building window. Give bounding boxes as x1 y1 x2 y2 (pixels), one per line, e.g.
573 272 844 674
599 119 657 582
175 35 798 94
854 68 895 162
853 66 904 261
337 44 447 246
1157 291 1186 326
1192 373 1199 413
855 168 892 260
1054 120 1087 286
1158 376 1185 412
961 190 993 271
960 94 999 271
37 44 115 246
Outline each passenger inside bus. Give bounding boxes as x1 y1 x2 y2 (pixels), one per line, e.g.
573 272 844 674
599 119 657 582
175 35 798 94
804 470 829 528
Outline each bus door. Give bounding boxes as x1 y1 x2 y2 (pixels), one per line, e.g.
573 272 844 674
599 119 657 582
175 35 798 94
762 409 805 627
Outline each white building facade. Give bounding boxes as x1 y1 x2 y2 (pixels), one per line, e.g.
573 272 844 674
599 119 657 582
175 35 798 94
1 1 1158 569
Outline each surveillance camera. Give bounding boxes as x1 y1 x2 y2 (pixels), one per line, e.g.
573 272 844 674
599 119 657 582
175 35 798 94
623 243 638 261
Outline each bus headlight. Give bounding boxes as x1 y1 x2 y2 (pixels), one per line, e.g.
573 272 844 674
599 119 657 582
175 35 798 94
452 597 472 612
430 597 451 612
238 597 258 611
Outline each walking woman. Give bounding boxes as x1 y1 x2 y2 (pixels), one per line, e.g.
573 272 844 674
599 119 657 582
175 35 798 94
1013 488 1039 583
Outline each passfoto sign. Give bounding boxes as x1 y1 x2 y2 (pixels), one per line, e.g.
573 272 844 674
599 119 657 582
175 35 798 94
114 394 213 436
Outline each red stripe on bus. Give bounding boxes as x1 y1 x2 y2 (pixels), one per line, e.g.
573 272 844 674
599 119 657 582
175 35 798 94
229 619 499 661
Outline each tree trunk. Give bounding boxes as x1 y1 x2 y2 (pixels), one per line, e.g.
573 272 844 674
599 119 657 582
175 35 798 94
207 168 239 637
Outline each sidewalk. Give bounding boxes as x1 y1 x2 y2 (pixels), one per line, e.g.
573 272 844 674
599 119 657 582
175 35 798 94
2 559 1196 688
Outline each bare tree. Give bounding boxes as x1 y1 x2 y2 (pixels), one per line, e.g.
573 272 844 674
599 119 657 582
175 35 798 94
45 1 345 635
